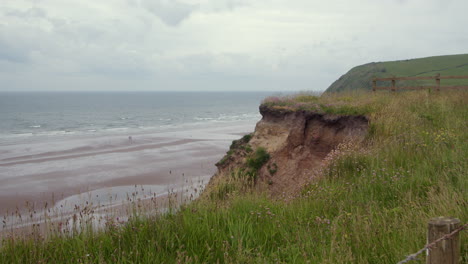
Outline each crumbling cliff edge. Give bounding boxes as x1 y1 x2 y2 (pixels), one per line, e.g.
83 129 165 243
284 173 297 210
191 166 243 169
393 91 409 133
213 104 369 196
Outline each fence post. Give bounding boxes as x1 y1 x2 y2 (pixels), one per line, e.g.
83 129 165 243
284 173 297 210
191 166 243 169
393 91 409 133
391 78 396 92
372 79 377 92
426 217 461 264
435 74 441 92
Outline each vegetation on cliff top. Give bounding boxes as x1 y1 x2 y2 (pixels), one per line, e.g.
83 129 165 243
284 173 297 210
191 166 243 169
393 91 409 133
262 92 376 115
1 90 467 263
325 54 468 93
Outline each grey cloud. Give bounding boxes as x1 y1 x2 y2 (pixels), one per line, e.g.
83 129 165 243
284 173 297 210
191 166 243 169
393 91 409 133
141 0 198 26
80 50 153 79
206 0 249 12
5 7 46 18
0 39 29 63
137 0 247 27
0 25 36 64
1 0 467 92
224 0 248 10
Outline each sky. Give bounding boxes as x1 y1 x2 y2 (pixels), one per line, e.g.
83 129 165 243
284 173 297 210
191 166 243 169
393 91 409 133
0 0 467 92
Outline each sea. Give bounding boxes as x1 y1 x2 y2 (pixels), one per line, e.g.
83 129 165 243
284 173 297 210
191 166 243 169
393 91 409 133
0 91 274 230
0 91 271 138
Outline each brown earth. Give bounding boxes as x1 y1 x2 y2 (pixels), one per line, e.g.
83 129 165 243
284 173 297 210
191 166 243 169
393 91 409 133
214 105 369 196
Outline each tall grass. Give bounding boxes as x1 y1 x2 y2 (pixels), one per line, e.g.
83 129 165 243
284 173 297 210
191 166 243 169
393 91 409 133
1 90 467 263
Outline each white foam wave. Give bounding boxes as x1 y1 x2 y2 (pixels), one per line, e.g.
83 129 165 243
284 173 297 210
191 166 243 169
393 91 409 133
194 117 215 121
193 112 260 123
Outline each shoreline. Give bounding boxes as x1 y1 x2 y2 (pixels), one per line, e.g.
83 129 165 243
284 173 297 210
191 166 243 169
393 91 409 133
1 179 207 240
0 120 256 231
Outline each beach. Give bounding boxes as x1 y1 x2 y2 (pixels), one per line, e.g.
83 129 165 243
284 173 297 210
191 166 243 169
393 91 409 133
0 91 270 232
0 121 257 227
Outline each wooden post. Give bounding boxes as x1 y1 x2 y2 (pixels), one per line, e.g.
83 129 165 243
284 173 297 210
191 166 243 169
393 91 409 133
391 78 396 92
427 217 461 264
435 74 441 92
372 79 377 92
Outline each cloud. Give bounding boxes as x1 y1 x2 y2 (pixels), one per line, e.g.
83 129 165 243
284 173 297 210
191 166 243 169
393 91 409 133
0 0 467 91
0 37 30 63
5 7 46 18
199 0 249 12
140 0 198 26
135 0 248 26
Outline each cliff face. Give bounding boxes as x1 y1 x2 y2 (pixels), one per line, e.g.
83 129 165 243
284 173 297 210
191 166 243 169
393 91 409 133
216 105 369 196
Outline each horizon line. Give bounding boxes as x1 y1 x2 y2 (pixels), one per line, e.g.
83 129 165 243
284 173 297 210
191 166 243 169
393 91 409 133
0 90 325 93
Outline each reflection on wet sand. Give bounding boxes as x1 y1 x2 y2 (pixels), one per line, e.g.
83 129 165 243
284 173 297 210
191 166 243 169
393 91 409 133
0 121 255 237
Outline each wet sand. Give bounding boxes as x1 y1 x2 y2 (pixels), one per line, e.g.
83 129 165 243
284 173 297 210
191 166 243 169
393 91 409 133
1 182 205 240
0 121 255 221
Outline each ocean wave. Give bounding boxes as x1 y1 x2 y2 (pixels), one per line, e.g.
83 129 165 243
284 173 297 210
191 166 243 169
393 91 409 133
0 132 34 139
0 114 260 143
105 127 131 132
193 113 260 123
194 117 215 121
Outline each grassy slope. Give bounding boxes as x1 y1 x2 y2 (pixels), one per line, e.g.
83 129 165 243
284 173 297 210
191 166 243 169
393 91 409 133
326 54 468 93
1 91 467 263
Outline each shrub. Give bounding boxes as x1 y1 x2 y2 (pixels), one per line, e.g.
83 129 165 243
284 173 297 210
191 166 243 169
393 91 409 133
245 147 270 182
247 147 270 172
217 134 254 167
241 133 253 142
268 163 278 175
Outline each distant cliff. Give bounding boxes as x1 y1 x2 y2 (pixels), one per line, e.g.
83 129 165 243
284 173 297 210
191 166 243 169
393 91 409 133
325 54 468 93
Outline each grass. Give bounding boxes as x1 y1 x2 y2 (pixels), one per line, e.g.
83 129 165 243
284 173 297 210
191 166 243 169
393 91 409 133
326 54 468 92
1 90 467 263
262 91 377 115
216 133 253 167
383 54 468 77
246 147 270 174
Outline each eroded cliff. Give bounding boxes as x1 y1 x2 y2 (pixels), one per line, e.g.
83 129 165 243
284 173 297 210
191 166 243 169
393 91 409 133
215 104 369 196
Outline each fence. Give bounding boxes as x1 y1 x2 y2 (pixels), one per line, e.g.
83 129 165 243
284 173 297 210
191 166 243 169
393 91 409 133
398 217 466 264
372 74 468 91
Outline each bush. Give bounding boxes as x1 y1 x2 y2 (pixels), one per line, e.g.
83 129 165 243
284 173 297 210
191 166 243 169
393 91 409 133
268 163 278 175
241 133 253 142
247 147 270 171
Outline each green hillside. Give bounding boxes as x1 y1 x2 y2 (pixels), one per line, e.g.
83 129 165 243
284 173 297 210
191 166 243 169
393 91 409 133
325 54 468 93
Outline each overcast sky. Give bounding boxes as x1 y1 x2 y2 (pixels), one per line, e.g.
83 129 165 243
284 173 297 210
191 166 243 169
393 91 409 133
0 0 467 92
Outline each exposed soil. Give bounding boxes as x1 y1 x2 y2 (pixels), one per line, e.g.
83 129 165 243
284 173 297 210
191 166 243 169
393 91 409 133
214 105 369 196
